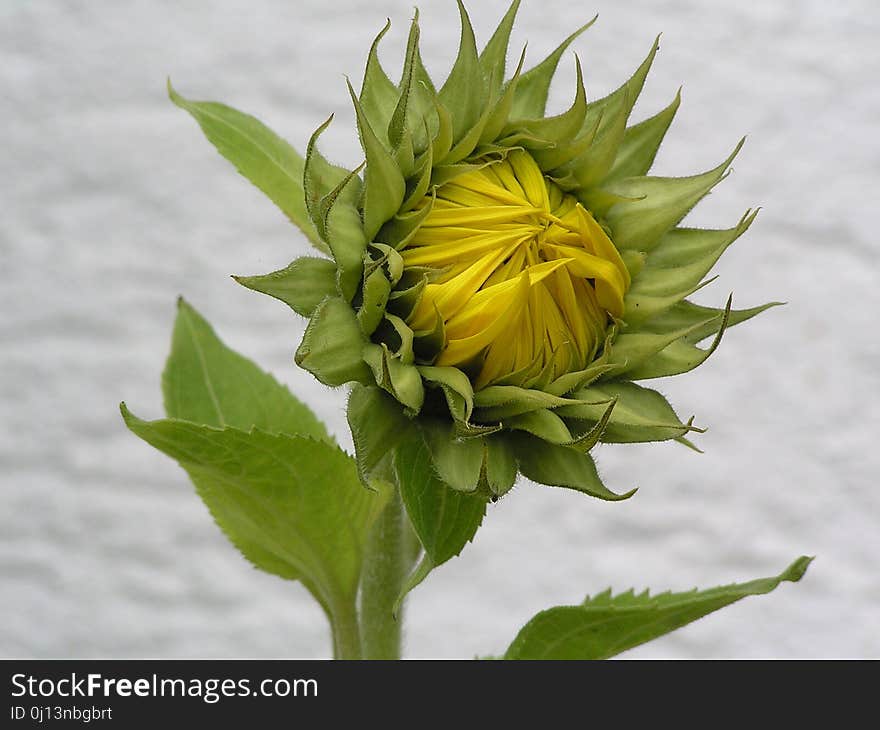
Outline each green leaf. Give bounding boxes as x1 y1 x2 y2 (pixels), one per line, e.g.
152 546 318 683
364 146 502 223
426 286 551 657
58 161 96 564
162 298 329 441
234 257 337 318
295 297 372 387
504 556 813 659
168 80 326 254
513 434 636 501
393 430 487 567
121 406 387 620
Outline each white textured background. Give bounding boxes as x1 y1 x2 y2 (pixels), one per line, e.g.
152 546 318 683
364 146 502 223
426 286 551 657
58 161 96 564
3 0 878 659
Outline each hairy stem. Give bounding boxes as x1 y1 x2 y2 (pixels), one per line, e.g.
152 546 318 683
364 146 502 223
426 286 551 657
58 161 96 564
358 488 417 659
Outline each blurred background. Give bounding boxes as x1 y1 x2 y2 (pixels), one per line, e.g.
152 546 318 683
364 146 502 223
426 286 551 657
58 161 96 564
2 0 878 658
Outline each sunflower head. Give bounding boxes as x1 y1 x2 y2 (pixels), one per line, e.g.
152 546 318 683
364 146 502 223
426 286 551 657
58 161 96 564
238 1 778 499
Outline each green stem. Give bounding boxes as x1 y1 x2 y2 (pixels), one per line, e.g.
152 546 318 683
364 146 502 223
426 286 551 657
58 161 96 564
330 600 362 660
358 488 417 659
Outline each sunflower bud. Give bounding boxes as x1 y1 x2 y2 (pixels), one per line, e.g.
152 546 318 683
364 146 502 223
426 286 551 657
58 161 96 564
237 1 779 499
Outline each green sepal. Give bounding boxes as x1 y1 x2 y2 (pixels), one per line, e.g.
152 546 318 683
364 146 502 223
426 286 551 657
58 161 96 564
431 99 455 163
359 19 399 146
439 0 484 143
566 89 630 190
480 49 527 146
347 384 409 487
439 101 494 166
545 356 613 396
363 343 425 414
364 242 404 286
603 313 718 378
295 297 372 386
383 313 416 364
605 138 745 251
624 297 733 380
402 12 441 156
621 249 647 279
561 397 617 452
577 186 643 219
304 115 359 238
560 381 698 443
168 80 327 254
323 184 368 302
506 409 573 444
418 365 475 424
357 267 391 336
510 15 597 119
623 274 716 327
605 88 681 182
483 434 518 498
504 56 587 147
347 80 406 242
473 385 577 421
503 556 813 660
634 210 758 295
513 434 636 501
389 14 425 155
399 137 434 213
386 273 428 321
580 35 659 144
642 299 782 344
412 305 446 364
479 0 522 98
422 420 484 493
393 430 488 567
531 113 601 173
378 196 434 248
233 257 337 318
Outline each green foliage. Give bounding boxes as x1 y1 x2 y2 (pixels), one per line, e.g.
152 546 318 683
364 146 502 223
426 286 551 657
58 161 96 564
168 81 326 253
122 407 384 618
163 298 329 440
394 431 487 567
124 300 387 655
504 557 813 659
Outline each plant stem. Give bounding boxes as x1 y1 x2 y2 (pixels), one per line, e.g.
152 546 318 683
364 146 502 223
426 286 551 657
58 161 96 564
331 600 362 660
358 488 415 659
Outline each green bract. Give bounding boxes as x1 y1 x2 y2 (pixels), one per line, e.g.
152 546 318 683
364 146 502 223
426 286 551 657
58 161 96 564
175 0 778 503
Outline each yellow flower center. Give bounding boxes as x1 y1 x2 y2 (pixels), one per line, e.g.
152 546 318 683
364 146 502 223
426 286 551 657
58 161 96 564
402 149 630 390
